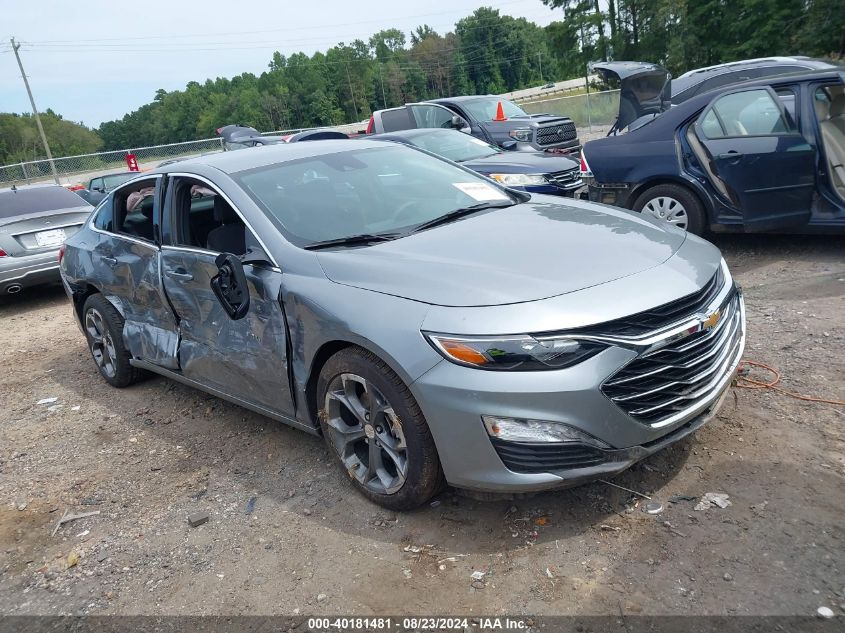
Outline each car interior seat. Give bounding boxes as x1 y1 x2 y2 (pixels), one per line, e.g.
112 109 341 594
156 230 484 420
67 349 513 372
819 94 845 199
206 197 246 255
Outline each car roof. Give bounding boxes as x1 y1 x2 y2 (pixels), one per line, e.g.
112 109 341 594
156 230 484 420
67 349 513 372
429 95 501 103
675 56 831 80
670 68 845 115
157 138 393 175
0 183 65 194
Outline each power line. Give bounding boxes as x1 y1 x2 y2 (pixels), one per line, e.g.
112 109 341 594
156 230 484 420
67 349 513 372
22 0 536 44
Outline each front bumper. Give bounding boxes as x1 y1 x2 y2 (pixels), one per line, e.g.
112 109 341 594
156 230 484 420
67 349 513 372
0 251 62 293
519 182 582 197
412 287 745 493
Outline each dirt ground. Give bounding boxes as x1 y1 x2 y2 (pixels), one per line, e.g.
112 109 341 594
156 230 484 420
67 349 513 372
0 233 843 618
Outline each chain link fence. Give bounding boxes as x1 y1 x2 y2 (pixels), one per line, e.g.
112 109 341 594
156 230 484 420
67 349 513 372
519 89 620 133
0 137 227 188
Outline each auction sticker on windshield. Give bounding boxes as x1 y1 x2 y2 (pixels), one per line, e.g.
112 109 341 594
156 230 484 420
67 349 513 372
453 182 510 201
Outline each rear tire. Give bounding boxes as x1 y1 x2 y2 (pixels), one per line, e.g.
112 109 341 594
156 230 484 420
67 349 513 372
633 184 706 235
317 347 444 510
82 294 144 388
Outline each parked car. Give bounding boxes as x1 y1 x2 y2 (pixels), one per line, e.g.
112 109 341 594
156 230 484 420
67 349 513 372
581 65 845 234
371 128 581 196
60 140 745 509
76 172 137 206
1 184 93 294
671 56 838 104
218 124 348 150
367 96 580 153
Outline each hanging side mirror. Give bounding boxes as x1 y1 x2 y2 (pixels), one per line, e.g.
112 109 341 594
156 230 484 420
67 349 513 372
210 253 250 320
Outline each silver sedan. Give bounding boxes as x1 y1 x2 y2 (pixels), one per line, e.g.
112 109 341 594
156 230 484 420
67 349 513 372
60 140 745 509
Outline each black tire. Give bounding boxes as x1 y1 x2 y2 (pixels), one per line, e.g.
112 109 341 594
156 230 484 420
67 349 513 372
81 294 145 388
633 183 706 235
317 347 444 510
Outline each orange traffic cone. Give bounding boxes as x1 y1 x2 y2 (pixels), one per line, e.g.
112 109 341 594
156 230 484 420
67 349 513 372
493 101 507 121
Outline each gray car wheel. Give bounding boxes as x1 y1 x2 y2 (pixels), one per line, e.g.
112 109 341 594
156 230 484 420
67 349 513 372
317 347 444 510
634 183 706 235
82 294 144 388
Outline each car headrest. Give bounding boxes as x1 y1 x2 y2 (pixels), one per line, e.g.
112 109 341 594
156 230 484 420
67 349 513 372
830 94 845 118
213 196 239 223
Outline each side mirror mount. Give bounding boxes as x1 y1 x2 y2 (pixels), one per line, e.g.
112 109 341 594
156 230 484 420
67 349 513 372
210 253 250 320
451 115 469 132
241 243 274 268
501 140 517 151
92 186 105 193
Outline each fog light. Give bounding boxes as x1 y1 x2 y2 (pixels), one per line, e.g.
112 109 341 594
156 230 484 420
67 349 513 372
482 416 609 447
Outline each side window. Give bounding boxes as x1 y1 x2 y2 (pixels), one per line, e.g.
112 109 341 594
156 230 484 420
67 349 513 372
408 104 454 129
168 177 249 256
112 179 158 242
698 89 793 139
93 196 113 231
775 87 798 125
379 108 413 132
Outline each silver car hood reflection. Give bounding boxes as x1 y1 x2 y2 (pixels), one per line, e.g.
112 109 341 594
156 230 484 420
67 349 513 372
316 198 686 307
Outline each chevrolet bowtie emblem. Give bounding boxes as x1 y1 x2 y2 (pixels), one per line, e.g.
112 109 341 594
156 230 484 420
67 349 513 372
702 309 722 330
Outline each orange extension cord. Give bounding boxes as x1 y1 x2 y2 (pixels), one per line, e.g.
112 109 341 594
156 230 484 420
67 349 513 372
737 359 845 407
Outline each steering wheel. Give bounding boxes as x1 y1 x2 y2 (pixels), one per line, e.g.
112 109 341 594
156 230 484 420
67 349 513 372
391 200 422 225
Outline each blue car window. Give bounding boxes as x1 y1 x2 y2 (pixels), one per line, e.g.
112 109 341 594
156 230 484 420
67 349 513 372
700 89 793 139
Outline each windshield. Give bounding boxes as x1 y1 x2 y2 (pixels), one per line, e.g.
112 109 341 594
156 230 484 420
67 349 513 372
405 130 501 162
462 98 528 121
0 186 89 219
235 145 515 247
102 173 135 190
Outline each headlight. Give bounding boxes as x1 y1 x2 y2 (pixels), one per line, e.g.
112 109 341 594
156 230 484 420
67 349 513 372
483 416 610 447
489 173 548 186
508 128 532 142
423 333 606 371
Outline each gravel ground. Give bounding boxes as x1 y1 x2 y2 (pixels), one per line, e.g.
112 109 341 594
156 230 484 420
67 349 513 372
0 233 843 617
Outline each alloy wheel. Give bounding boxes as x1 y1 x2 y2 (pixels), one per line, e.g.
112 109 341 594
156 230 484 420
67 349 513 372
85 308 117 378
323 373 408 495
642 196 689 230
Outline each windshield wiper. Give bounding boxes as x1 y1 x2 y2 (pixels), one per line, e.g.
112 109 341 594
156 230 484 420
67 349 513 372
407 201 514 234
304 232 401 250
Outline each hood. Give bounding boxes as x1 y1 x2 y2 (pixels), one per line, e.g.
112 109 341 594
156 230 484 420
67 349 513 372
461 151 578 175
316 198 686 307
591 61 671 131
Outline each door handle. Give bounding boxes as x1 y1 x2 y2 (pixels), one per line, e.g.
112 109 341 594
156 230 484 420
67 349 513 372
716 151 743 161
165 269 194 281
100 255 117 266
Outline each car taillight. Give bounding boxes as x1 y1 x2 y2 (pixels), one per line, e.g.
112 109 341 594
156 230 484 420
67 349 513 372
0 248 7 257
366 116 374 134
58 245 65 263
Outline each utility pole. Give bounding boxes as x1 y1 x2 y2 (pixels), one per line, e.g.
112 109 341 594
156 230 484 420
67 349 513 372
378 62 387 108
537 51 543 82
345 63 360 121
10 38 59 184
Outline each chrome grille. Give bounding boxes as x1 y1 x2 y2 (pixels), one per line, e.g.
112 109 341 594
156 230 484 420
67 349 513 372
535 121 577 146
572 268 723 337
601 289 744 426
547 168 582 189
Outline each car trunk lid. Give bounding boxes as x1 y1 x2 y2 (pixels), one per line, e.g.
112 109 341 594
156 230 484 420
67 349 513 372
591 61 672 132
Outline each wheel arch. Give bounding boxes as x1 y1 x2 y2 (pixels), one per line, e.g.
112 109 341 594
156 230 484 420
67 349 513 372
629 176 713 221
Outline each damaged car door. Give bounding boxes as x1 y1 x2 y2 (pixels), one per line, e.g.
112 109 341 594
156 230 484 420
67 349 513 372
159 174 294 416
88 176 180 368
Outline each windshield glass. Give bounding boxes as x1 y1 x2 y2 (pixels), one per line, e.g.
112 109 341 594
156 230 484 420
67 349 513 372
406 130 501 162
235 145 515 247
102 173 135 190
462 98 527 121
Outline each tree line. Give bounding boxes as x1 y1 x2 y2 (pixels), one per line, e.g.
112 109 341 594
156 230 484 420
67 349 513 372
1 0 842 163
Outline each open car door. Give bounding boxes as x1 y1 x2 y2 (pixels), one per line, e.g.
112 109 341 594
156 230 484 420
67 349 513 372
693 86 814 231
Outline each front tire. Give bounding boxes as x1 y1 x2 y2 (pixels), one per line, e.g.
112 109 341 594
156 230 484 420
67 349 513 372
82 294 144 388
317 347 444 510
633 183 706 235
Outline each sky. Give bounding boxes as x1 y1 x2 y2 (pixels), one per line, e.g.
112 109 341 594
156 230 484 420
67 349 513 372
0 0 560 128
